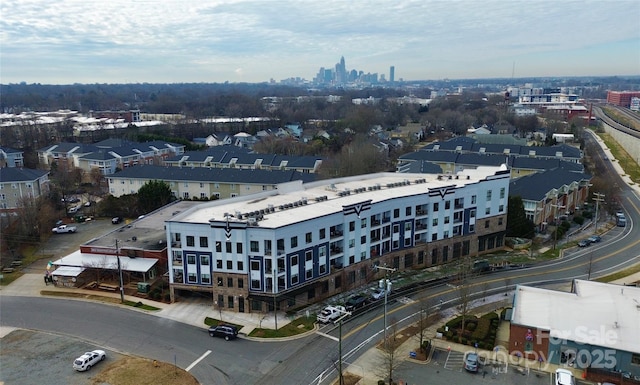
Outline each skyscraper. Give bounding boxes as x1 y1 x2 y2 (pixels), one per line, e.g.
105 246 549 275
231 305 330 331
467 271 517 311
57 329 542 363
390 66 395 83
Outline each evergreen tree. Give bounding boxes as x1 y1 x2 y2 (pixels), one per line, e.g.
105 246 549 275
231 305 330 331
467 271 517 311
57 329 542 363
506 195 534 238
138 180 173 214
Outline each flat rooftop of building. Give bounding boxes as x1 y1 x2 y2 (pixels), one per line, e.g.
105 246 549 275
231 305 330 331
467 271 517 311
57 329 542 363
53 250 157 273
85 200 202 250
512 280 640 353
171 166 508 228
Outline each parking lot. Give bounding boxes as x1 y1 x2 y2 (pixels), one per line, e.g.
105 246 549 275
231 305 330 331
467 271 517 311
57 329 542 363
0 328 120 385
389 348 594 385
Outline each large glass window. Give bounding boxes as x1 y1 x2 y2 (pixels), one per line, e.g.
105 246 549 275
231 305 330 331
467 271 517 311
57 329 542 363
199 237 208 248
186 236 195 247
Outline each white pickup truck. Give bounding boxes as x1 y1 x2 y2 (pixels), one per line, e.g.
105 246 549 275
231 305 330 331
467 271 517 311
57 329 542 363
52 224 77 234
317 305 348 324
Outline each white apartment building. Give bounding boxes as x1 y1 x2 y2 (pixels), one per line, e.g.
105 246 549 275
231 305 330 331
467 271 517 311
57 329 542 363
165 166 510 313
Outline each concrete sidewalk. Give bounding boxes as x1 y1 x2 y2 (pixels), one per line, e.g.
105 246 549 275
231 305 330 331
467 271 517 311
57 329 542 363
0 271 292 336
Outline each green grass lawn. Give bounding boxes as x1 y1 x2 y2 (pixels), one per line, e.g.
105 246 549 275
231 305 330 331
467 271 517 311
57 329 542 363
248 316 316 338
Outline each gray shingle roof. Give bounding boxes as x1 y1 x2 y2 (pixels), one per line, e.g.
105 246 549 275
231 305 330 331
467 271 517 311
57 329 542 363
0 167 48 183
509 168 591 201
110 165 316 184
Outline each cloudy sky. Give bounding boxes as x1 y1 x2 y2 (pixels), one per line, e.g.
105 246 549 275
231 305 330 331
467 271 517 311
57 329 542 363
1 0 639 84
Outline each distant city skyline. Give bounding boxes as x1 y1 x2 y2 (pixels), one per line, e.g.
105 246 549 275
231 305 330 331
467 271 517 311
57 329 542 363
1 0 639 85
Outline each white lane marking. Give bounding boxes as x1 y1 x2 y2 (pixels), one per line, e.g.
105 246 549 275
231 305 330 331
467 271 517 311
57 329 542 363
185 350 211 372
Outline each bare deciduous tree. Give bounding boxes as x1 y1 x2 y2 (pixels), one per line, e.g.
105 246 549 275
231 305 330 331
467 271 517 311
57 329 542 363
376 318 403 385
457 255 472 344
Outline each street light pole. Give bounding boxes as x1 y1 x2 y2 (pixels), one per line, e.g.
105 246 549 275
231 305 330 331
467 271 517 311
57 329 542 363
375 265 396 347
273 268 278 331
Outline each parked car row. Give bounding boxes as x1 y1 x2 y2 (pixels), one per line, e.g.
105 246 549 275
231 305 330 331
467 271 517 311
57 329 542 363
317 286 394 324
578 235 601 247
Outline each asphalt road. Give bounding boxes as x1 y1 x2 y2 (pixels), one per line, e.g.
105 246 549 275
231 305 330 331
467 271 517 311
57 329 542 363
2 136 639 385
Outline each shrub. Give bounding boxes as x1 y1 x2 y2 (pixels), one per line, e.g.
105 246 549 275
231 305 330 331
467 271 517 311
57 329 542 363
481 312 499 322
471 318 492 341
378 380 386 385
466 322 477 332
573 216 584 225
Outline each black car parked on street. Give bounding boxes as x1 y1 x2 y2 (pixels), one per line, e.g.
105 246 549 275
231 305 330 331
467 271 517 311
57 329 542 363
208 325 239 341
345 295 367 311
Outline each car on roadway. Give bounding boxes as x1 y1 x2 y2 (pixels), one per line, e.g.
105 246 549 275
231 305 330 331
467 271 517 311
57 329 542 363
317 305 348 323
345 294 367 311
587 235 601 243
112 216 122 224
555 368 576 385
577 240 591 247
463 351 479 372
370 287 389 301
73 349 106 371
208 325 239 340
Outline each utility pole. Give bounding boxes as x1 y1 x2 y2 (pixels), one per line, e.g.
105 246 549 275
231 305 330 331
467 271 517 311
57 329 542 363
375 265 396 347
116 240 124 303
593 192 605 233
551 204 565 250
334 309 351 385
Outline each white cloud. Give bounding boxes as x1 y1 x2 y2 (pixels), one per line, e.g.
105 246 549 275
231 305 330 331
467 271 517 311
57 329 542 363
0 0 638 84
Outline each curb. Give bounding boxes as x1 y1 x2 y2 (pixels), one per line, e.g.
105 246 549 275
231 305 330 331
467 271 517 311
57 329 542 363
242 322 320 342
